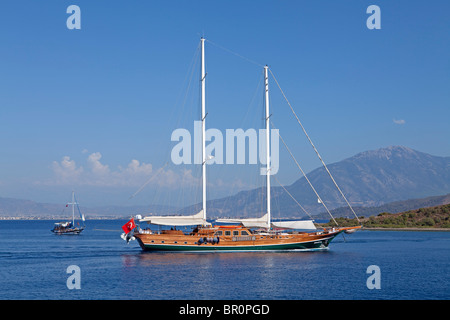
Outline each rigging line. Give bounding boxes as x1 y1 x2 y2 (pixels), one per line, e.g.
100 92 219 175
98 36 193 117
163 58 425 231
271 173 313 220
74 194 85 224
129 162 170 200
205 39 265 68
177 44 200 127
268 68 361 225
165 42 201 139
270 121 339 226
170 43 200 116
241 72 264 127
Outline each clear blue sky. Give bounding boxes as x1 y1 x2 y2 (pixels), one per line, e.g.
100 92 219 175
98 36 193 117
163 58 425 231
0 0 449 207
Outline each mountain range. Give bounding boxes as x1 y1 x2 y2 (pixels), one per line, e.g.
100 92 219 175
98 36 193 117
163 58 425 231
0 198 176 219
182 145 450 219
286 145 450 217
1 146 449 219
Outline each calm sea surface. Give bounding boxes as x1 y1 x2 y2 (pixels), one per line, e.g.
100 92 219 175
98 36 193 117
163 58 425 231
0 220 448 300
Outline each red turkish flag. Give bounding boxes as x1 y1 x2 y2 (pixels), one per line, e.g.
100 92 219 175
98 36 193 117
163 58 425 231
122 218 136 234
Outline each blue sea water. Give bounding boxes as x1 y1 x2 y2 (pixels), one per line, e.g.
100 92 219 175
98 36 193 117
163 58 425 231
0 220 448 300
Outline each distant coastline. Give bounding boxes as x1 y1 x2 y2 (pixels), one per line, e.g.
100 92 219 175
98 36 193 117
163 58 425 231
363 227 449 232
319 203 450 231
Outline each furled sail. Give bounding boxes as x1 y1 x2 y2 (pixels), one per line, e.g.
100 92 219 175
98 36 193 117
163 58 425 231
272 220 316 230
216 214 269 228
139 210 209 226
216 215 316 230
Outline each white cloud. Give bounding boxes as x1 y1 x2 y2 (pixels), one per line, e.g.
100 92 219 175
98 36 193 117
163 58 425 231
117 159 154 187
51 156 84 184
87 152 110 177
43 152 257 197
122 159 153 176
44 152 198 189
393 119 406 125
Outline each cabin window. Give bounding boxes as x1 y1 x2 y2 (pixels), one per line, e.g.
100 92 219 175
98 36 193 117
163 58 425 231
241 230 249 236
215 231 223 236
233 231 239 236
225 231 231 236
161 241 165 243
184 242 188 244
174 241 178 244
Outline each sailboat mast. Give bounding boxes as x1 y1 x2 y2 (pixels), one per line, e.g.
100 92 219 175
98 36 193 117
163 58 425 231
264 66 271 230
201 38 207 223
71 190 75 226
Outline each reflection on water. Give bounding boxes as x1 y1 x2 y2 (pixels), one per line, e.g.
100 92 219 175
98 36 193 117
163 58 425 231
118 250 341 299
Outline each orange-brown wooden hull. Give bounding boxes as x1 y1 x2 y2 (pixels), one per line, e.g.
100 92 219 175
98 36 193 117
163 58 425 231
133 226 358 252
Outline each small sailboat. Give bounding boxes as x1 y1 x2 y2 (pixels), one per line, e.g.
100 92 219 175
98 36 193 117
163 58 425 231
51 191 86 235
126 38 361 251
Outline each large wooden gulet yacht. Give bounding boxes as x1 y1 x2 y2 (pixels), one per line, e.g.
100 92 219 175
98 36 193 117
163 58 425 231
133 221 360 252
125 38 361 252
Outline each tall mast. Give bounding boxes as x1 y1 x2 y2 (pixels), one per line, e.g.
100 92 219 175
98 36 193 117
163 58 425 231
201 38 207 223
264 66 271 230
71 190 75 226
